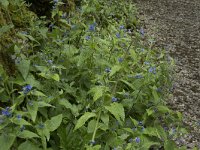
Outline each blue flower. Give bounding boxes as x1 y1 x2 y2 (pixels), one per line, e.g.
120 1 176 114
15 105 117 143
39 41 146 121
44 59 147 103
144 61 150 65
21 31 28 35
112 97 118 102
38 123 45 129
89 140 96 145
156 88 162 93
89 24 95 32
172 127 176 134
141 126 145 132
105 68 111 73
16 114 22 120
197 121 200 126
118 57 123 63
28 101 33 106
138 121 143 126
47 60 53 64
53 0 58 3
49 23 54 29
135 137 140 143
127 29 132 33
135 74 143 79
119 25 124 30
163 126 169 131
116 33 120 38
132 127 137 131
2 107 12 117
20 125 25 132
124 92 129 98
85 36 91 40
139 28 144 36
154 108 158 112
149 66 156 74
140 48 145 52
23 85 32 94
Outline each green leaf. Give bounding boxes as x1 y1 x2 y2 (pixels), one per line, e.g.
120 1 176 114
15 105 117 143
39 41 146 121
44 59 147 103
39 28 48 38
18 141 42 150
120 80 134 90
0 133 16 150
157 105 171 113
51 73 60 81
100 113 109 126
12 118 32 126
164 140 177 150
18 130 39 139
105 103 125 125
45 114 63 132
91 86 103 102
0 25 14 37
74 112 96 131
89 86 108 102
143 126 167 140
0 0 9 8
25 74 41 89
59 99 79 116
109 65 121 77
27 101 38 122
152 86 159 102
87 119 96 133
31 90 47 97
86 145 101 150
146 108 154 116
16 59 30 80
38 101 55 108
129 49 137 62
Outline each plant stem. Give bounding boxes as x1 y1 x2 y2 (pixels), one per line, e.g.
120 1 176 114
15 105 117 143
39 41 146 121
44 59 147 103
91 110 102 143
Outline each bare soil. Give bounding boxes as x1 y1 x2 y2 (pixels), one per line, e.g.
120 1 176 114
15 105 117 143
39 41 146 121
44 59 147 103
134 0 200 149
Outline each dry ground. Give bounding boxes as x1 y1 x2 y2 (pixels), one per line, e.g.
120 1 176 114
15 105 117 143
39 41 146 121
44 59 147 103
135 0 200 148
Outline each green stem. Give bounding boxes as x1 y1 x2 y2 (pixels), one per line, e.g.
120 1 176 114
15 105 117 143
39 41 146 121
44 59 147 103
91 110 102 143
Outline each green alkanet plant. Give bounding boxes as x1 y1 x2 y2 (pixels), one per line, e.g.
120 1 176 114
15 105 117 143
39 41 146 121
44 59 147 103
0 0 187 150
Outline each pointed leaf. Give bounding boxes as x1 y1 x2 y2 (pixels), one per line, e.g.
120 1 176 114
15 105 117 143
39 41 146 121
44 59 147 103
16 59 30 80
45 114 63 132
74 112 96 131
89 86 108 102
18 130 39 139
164 140 177 150
31 90 47 97
51 74 60 81
13 118 32 126
0 134 16 150
105 103 125 125
27 101 38 122
109 65 121 77
18 141 42 150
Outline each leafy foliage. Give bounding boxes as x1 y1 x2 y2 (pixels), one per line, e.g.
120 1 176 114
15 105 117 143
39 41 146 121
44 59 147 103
0 0 187 149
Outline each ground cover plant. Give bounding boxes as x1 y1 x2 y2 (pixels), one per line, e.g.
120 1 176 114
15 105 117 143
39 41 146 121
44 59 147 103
0 0 187 149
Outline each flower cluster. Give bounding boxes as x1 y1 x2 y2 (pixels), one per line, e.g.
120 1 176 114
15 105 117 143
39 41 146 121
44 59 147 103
2 107 12 117
105 68 111 73
23 85 32 94
111 97 118 102
149 66 156 74
89 24 96 32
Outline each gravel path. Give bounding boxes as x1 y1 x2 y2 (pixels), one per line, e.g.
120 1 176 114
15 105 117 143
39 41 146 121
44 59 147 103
134 0 200 148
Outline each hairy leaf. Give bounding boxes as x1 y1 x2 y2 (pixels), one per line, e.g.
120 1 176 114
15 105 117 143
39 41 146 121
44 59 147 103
74 112 96 131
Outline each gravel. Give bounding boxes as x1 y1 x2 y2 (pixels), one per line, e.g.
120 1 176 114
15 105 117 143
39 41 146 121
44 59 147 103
134 0 200 149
